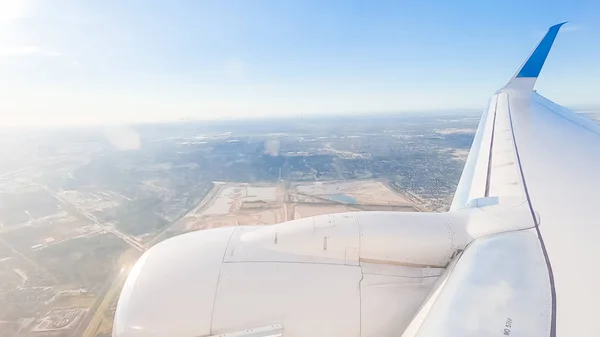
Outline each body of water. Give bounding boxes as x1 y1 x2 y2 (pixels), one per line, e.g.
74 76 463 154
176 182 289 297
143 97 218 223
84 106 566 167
327 194 357 204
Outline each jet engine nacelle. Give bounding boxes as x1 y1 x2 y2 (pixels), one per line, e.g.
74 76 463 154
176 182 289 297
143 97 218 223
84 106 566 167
113 211 471 337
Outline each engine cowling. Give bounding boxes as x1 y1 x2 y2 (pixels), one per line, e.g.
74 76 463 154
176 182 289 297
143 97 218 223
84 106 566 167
113 211 471 337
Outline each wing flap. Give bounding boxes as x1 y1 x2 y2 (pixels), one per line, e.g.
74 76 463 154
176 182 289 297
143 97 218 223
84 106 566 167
405 229 552 337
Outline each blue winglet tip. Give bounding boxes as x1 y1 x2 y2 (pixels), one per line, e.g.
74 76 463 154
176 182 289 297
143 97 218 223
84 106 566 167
552 21 568 29
516 22 567 78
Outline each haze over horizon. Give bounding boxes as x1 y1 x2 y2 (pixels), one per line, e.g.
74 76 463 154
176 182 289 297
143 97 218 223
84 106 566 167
1 0 599 126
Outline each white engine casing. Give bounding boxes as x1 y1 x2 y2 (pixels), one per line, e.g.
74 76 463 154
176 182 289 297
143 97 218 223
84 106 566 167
113 211 472 337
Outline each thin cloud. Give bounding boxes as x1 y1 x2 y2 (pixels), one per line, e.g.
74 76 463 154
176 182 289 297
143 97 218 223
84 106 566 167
536 24 582 38
562 24 582 32
0 46 61 57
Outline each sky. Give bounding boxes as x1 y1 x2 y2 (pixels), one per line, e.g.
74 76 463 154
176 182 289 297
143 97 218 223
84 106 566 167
0 0 599 126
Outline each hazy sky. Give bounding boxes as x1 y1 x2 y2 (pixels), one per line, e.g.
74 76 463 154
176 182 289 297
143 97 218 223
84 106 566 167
0 0 599 126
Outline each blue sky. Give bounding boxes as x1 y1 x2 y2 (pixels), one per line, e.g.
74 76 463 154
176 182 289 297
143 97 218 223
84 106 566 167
0 0 598 126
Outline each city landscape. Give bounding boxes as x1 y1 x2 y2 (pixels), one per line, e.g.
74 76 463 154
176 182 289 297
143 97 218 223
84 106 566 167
0 110 598 337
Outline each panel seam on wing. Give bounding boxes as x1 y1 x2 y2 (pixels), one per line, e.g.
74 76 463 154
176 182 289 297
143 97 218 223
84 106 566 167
506 92 557 337
209 228 237 334
484 97 499 197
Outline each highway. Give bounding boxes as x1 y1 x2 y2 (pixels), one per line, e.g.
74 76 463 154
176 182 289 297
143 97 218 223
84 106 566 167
36 184 145 252
146 183 224 247
80 263 132 337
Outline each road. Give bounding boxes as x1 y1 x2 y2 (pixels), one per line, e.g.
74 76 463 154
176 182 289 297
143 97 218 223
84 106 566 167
69 202 144 251
281 181 290 221
80 264 131 337
146 183 224 247
0 167 31 180
36 184 145 252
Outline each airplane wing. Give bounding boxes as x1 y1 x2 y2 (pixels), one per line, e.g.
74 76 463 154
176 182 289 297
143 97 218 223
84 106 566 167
113 23 600 337
440 22 600 337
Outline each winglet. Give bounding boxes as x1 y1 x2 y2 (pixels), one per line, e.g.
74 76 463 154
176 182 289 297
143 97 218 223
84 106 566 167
501 22 567 92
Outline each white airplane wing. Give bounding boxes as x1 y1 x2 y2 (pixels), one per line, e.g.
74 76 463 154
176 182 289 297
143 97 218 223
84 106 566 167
113 23 600 337
440 22 600 337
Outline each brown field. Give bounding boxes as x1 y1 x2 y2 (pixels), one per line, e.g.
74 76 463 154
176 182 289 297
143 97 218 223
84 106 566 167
51 293 97 309
292 180 414 206
167 179 418 235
